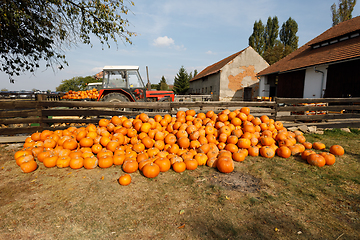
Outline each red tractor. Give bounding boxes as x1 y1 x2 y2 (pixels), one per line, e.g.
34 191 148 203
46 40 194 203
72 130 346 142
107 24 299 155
97 66 174 103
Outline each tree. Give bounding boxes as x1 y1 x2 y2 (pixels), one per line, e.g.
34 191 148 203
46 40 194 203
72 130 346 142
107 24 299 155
264 16 279 50
249 16 298 64
1 88 8 92
1 0 136 81
158 76 169 90
173 66 190 95
280 17 299 52
249 20 265 56
56 76 100 92
263 40 286 65
150 84 158 90
331 0 357 26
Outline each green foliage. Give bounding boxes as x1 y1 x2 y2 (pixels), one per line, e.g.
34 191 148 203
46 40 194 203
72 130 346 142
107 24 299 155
263 40 285 65
1 88 8 91
280 17 299 51
56 76 100 92
331 0 357 26
249 20 265 56
0 0 136 81
173 66 191 95
151 84 158 90
158 76 169 90
249 16 299 65
264 16 279 50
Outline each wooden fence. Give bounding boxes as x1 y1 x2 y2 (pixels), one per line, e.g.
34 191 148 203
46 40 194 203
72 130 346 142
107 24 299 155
1 97 360 136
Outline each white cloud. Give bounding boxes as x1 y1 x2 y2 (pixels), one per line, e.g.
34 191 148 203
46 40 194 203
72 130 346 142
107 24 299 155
206 50 216 55
153 36 175 47
152 36 186 51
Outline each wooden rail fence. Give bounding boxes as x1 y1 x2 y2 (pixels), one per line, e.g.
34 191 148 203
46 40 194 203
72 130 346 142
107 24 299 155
1 97 360 136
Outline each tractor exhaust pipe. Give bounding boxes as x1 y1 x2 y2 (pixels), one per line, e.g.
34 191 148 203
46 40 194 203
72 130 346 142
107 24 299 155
146 66 151 90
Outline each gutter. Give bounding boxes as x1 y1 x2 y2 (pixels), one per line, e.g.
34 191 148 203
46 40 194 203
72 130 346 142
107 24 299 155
314 67 325 98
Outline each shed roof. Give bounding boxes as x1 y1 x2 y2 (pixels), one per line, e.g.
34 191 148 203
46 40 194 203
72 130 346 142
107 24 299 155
258 16 360 76
190 48 247 82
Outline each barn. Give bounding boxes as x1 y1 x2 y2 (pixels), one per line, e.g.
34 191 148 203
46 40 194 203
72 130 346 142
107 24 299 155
189 46 269 101
257 16 360 99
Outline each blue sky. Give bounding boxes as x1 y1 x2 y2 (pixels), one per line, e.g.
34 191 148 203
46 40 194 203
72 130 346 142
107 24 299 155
1 0 359 91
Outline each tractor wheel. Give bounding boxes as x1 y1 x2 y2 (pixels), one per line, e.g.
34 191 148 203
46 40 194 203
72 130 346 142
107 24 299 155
102 92 130 103
101 92 131 113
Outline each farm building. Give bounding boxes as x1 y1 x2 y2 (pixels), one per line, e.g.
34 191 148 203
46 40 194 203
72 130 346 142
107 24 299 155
189 46 269 101
257 16 360 99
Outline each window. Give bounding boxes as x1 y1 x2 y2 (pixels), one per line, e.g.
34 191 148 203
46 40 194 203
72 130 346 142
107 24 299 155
205 87 207 93
210 86 213 93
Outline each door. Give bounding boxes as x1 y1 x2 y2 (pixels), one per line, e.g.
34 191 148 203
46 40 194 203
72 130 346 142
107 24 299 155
244 87 252 101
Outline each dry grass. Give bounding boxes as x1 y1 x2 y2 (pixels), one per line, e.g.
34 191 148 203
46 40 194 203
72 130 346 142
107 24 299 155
0 129 359 239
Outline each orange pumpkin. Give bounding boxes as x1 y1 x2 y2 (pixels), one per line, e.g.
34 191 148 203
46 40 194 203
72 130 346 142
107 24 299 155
276 146 291 158
260 146 275 158
172 161 186 173
319 152 336 165
216 156 234 173
43 155 58 168
69 157 84 169
20 160 38 173
232 151 246 162
113 154 126 166
79 137 94 148
154 158 171 172
122 160 138 173
307 153 325 167
98 155 114 168
329 145 344 156
312 142 326 150
248 146 259 157
194 153 208 166
142 163 160 178
184 159 198 170
57 156 71 168
16 154 34 166
119 174 131 186
83 156 98 169
301 150 316 160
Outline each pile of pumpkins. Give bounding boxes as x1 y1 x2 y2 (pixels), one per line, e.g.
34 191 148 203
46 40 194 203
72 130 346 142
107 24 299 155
61 89 99 100
14 108 345 186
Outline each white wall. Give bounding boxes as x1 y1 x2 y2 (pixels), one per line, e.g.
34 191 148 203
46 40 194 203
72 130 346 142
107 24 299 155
303 65 328 98
258 76 270 97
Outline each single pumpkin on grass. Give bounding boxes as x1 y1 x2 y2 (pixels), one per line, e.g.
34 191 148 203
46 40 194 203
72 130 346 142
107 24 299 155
329 145 344 156
119 174 131 186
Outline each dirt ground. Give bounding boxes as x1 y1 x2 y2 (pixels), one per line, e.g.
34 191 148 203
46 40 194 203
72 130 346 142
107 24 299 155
0 131 359 240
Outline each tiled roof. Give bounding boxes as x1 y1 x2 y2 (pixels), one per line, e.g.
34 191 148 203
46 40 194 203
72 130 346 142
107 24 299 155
258 16 360 76
190 48 247 82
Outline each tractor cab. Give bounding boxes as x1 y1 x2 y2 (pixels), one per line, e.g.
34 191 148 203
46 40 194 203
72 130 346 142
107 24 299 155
99 66 147 102
98 65 175 103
